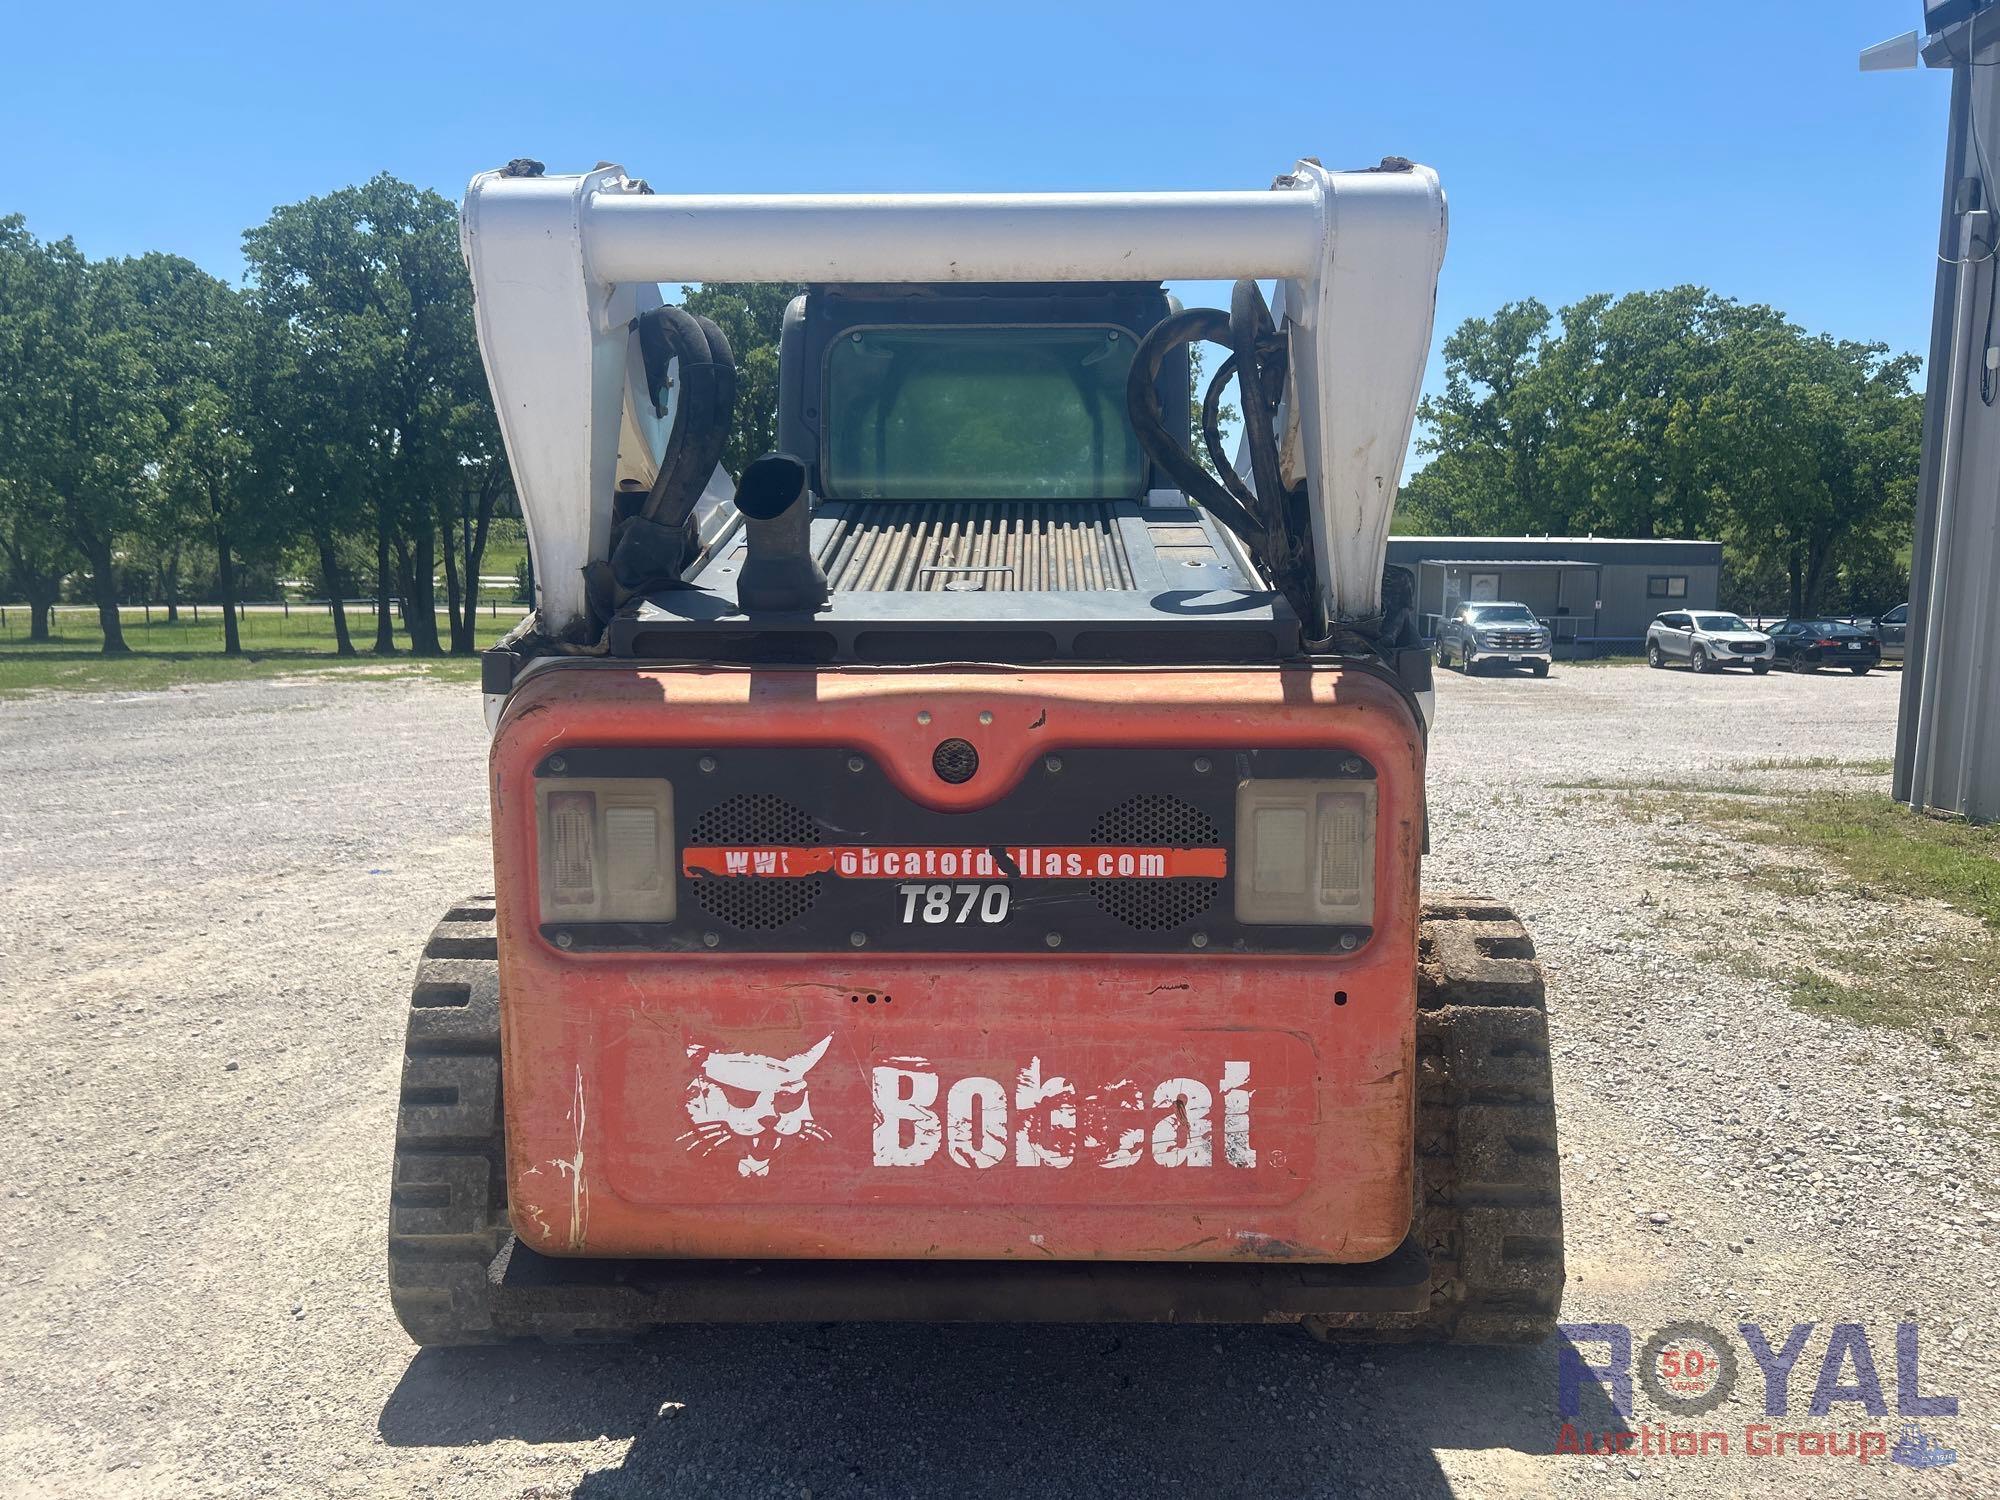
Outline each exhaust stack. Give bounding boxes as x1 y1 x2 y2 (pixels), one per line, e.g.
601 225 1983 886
733 453 828 614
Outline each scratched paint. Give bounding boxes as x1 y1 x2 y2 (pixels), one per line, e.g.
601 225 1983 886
552 1065 589 1248
869 1054 1255 1171
492 663 1423 1262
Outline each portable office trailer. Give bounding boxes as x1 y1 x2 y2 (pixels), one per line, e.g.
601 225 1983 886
1386 536 1723 655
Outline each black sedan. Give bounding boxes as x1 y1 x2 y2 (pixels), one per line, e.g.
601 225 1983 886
1766 619 1882 674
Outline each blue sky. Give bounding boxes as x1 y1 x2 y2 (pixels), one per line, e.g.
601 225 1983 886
3 0 1952 399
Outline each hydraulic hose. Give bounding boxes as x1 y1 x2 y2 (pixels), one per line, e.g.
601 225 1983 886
1125 307 1267 546
634 305 738 528
582 305 742 629
1126 280 1317 628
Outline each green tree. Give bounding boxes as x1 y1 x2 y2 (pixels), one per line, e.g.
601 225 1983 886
244 175 494 655
1401 298 1558 533
1404 287 1922 616
1696 327 1920 617
125 255 268 654
242 308 367 652
0 215 78 638
0 230 162 653
679 282 800 478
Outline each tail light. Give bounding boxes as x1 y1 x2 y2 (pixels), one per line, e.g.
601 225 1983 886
1233 779 1377 926
536 779 676 923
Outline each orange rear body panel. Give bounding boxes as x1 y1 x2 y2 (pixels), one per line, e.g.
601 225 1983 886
489 663 1423 1262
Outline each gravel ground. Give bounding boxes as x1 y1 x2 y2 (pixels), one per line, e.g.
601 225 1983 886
1 663 1992 1498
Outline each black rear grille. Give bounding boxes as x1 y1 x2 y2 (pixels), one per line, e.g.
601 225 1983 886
689 793 821 930
539 745 1367 955
819 502 1136 592
1089 794 1219 932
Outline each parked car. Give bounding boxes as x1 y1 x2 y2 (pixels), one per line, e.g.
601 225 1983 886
1435 601 1552 676
1871 602 1908 662
1766 618 1882 674
1646 610 1775 674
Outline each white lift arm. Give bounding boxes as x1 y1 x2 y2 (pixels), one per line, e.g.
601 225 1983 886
459 160 1447 638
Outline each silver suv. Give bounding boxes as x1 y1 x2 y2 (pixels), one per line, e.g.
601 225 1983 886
1436 601 1552 676
1646 610 1773 674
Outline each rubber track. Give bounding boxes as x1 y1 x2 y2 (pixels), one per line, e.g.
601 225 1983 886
1311 894 1566 1345
386 897 513 1346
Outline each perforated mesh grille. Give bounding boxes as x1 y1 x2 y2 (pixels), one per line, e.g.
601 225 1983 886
1090 794 1219 932
689 793 821 930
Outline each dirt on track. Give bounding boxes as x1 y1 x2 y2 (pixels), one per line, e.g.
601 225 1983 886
1 663 1992 1498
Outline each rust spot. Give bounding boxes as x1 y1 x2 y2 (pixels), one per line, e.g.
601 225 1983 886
1029 708 1048 729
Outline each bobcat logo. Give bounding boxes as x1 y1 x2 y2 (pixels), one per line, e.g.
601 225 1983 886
679 1037 832 1178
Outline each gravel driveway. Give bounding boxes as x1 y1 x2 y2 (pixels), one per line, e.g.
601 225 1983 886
1 663 1990 1498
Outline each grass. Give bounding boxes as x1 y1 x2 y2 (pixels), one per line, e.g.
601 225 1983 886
1731 755 1896 775
1740 864 1823 897
1709 929 1991 1039
1689 791 2000 930
1785 966 1931 1031
1552 775 1769 797
0 605 516 697
1599 778 2000 1065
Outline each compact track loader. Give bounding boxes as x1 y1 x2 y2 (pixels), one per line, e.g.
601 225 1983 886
387 158 1564 1344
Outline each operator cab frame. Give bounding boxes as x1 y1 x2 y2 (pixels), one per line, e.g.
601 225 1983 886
609 280 1302 667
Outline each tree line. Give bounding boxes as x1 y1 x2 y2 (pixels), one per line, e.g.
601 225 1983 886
5 195 1921 653
0 175 509 655
1401 287 1924 618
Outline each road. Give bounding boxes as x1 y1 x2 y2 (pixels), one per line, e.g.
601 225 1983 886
1 663 1991 1497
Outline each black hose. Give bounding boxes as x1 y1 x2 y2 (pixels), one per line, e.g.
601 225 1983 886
1126 284 1322 629
1125 307 1266 545
634 306 737 528
1229 279 1289 529
1200 352 1259 518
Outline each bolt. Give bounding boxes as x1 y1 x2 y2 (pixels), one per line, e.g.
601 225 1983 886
1339 932 1358 951
554 931 573 950
1044 932 1062 949
1044 755 1063 774
849 931 867 948
699 755 717 773
547 755 567 775
847 755 865 773
1193 756 1212 774
1191 932 1209 949
1342 756 1365 775
916 711 932 725
979 711 994 725
702 931 719 948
